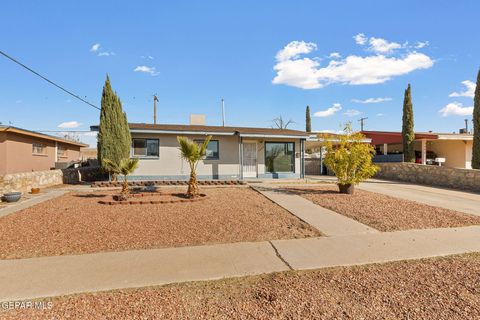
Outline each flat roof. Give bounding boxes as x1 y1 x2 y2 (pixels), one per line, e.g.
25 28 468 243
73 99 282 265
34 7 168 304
361 130 473 142
91 123 310 138
0 125 88 147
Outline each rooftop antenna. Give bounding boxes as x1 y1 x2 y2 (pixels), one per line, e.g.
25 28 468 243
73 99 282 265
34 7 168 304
153 94 158 124
358 117 368 131
221 98 225 127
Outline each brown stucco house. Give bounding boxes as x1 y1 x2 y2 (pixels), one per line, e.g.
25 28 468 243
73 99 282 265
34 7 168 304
0 125 87 175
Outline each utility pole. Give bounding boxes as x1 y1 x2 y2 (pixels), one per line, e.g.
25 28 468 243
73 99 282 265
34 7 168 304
358 117 368 131
153 94 158 124
465 119 469 133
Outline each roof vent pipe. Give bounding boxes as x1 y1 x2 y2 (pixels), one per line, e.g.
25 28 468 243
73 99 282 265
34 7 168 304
221 98 225 127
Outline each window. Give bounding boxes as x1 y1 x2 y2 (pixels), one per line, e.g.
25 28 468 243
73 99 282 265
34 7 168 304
195 140 219 160
57 145 67 158
132 139 159 157
265 142 295 173
32 143 46 155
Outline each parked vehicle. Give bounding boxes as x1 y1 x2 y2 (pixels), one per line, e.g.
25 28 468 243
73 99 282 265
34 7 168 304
415 150 438 165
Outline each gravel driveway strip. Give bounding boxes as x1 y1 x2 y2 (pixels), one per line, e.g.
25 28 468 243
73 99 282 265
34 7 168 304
0 187 320 260
2 253 479 319
287 185 480 231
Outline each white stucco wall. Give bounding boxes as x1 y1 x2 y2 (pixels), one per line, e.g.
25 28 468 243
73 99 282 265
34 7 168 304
130 133 302 179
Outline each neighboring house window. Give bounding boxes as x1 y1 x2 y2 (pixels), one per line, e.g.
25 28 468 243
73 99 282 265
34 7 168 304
195 140 219 160
132 139 159 157
32 143 46 155
265 142 295 173
57 145 67 158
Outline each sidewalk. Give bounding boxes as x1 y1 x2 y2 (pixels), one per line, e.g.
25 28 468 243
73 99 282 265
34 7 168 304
0 190 67 219
1 226 479 302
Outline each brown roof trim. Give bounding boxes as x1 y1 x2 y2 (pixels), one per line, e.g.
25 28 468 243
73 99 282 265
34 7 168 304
124 123 309 137
0 126 88 147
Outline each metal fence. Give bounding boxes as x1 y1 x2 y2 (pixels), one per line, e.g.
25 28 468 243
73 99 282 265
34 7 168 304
372 154 404 163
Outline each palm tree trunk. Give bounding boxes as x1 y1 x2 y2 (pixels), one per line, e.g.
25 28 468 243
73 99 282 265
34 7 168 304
187 170 199 198
121 175 129 200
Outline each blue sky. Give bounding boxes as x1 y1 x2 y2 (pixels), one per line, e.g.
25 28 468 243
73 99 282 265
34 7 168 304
1 1 478 146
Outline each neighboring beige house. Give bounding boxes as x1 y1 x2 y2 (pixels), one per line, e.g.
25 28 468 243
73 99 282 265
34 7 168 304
0 125 87 175
91 122 309 180
362 130 473 169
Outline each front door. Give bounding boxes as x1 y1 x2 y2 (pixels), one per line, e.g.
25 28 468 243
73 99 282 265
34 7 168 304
243 142 257 178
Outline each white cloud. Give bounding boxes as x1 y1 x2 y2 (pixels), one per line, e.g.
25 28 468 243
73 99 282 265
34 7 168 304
134 65 159 76
83 131 98 137
90 43 100 52
58 121 82 128
313 103 342 117
439 102 473 117
415 41 429 49
272 38 434 89
141 55 154 60
352 97 392 104
328 52 341 59
368 37 402 54
344 109 362 117
98 51 115 57
376 113 385 117
275 41 317 62
449 80 476 98
354 33 367 45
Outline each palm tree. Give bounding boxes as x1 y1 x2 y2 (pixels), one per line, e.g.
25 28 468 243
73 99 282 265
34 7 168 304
177 135 211 198
103 158 139 200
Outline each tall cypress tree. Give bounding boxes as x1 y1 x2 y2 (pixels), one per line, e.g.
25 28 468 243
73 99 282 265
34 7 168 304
472 69 480 169
306 105 312 132
402 83 415 162
97 75 132 169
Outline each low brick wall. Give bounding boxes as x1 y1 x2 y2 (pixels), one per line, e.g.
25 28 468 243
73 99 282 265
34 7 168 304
375 163 480 192
0 167 106 195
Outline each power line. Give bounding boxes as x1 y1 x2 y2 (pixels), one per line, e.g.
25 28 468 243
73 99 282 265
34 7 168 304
0 50 100 111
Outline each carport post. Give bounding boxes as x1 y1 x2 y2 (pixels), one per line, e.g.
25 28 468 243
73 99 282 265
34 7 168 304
383 143 388 155
421 139 427 165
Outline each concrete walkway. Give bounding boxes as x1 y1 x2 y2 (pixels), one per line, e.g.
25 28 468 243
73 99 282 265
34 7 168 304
254 186 379 236
0 190 67 218
0 241 288 302
358 179 480 217
1 226 479 302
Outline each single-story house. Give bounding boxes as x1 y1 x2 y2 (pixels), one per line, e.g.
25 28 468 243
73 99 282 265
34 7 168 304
0 125 87 175
362 130 473 169
91 122 309 180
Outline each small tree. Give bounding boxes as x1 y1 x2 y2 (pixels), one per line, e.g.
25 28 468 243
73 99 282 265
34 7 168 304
322 124 378 194
103 158 139 200
177 136 211 198
472 69 480 169
272 116 294 129
306 105 312 132
402 84 415 162
97 75 132 180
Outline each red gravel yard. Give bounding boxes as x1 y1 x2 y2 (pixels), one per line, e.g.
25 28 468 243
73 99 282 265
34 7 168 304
3 254 479 319
287 185 480 231
0 187 319 259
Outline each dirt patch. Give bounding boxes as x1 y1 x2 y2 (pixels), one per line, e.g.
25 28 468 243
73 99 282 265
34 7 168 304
2 254 479 319
0 187 319 259
287 185 480 231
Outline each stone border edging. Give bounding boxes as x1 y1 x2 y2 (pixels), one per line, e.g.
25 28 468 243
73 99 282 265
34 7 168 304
92 180 245 188
98 193 208 205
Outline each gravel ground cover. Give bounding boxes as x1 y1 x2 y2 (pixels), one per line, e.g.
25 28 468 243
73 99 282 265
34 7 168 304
2 253 479 319
0 187 319 259
286 185 480 231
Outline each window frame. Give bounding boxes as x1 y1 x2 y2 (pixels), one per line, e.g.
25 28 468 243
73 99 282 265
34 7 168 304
57 145 68 158
131 138 160 158
194 139 220 160
264 141 295 173
32 143 46 155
